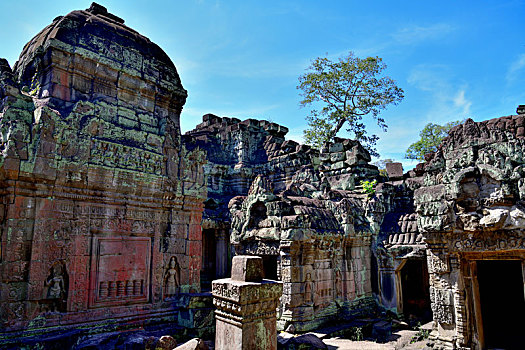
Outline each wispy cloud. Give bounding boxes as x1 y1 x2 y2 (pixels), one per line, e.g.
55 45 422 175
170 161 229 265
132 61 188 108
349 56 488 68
371 123 417 162
344 22 456 62
392 23 455 45
453 89 472 116
407 64 449 91
213 59 307 79
175 53 308 86
506 53 525 82
408 64 473 121
371 122 427 171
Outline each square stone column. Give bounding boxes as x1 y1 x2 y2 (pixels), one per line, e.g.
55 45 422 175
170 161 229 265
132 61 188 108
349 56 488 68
212 256 283 350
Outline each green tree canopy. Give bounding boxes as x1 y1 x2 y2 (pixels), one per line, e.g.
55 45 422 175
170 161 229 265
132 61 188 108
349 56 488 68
298 52 404 156
405 120 464 161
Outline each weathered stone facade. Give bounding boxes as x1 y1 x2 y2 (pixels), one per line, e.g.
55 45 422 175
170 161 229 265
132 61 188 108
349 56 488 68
371 164 432 325
189 109 525 348
0 3 209 346
413 115 525 349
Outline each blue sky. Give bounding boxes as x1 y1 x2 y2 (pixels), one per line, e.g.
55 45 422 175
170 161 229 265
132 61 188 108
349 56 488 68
1 1 524 169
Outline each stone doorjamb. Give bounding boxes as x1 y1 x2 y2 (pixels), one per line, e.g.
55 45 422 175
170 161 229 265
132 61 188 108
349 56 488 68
394 259 407 317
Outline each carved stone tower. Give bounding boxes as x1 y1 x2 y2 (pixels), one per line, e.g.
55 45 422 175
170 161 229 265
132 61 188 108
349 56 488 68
0 3 206 343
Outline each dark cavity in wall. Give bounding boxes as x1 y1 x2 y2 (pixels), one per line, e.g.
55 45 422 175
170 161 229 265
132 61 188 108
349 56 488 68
201 229 217 291
477 260 525 349
400 259 432 324
262 255 278 281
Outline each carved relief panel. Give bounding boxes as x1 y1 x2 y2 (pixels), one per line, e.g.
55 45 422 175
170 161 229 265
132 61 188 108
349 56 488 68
89 237 151 307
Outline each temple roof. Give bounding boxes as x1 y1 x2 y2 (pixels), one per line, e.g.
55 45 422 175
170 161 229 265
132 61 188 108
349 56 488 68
13 3 184 95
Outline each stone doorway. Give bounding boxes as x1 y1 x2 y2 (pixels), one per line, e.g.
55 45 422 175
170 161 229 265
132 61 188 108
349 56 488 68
201 227 231 290
399 259 432 323
477 260 525 349
201 229 217 291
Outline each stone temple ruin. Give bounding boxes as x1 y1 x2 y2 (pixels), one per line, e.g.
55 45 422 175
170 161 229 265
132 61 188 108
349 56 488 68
0 3 524 350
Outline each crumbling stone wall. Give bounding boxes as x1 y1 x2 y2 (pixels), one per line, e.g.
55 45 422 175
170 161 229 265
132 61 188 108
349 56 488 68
191 109 525 343
183 115 320 285
186 115 382 332
229 176 375 332
183 114 317 222
371 165 428 318
0 3 208 345
5 4 524 349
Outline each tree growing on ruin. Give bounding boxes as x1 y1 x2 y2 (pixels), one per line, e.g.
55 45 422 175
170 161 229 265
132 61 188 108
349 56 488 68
298 52 404 156
405 120 463 161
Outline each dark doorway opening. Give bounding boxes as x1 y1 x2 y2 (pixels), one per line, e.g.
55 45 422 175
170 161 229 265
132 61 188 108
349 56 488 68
477 260 525 349
201 229 216 291
371 253 379 295
262 255 278 280
400 259 432 324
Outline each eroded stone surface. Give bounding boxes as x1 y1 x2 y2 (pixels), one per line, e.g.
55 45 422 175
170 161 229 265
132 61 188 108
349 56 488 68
3 3 525 349
231 255 264 282
186 116 381 332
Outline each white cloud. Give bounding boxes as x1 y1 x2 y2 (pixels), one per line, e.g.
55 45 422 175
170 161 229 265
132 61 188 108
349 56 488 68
286 126 306 144
398 159 420 171
506 53 525 82
329 22 456 60
407 64 449 91
392 23 455 45
213 59 306 79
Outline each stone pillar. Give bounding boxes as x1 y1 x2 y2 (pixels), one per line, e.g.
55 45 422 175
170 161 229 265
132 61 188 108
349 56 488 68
212 256 283 350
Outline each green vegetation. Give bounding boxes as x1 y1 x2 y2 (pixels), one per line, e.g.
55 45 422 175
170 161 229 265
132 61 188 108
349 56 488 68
405 120 463 161
298 51 404 156
410 322 430 343
360 179 377 197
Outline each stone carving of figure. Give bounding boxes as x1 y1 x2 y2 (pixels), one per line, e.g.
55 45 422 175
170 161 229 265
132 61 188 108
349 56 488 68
335 270 343 299
46 265 65 299
164 256 180 298
44 263 67 312
304 273 314 304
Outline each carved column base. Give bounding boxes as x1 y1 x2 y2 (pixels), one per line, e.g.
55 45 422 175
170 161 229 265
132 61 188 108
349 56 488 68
212 256 282 350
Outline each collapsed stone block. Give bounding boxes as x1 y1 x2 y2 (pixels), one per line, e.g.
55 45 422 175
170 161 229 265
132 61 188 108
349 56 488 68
231 255 264 282
385 162 403 179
